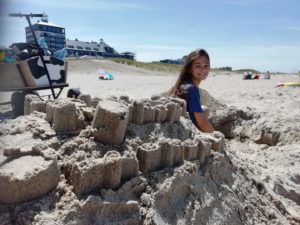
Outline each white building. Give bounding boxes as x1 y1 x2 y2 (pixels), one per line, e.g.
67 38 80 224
25 15 66 52
66 38 134 60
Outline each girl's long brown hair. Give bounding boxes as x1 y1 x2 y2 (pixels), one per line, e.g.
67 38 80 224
169 49 210 97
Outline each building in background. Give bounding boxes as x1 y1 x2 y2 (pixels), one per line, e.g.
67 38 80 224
25 14 66 52
25 13 134 59
159 56 185 65
119 51 136 60
66 38 135 60
217 67 232 71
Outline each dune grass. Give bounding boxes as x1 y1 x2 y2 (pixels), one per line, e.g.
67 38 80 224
110 58 261 75
110 58 183 73
233 69 261 74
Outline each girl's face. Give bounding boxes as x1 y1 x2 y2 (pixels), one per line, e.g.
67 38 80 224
189 56 210 81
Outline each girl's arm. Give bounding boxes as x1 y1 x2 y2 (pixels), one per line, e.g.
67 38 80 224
193 112 214 133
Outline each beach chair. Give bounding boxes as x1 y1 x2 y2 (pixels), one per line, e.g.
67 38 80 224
0 13 69 117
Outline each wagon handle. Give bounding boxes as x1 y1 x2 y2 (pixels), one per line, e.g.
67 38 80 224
9 13 46 18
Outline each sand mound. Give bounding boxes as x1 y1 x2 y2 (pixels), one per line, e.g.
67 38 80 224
0 91 299 225
206 89 300 223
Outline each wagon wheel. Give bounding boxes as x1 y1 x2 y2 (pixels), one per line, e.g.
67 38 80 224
67 88 81 99
11 91 39 118
11 92 26 118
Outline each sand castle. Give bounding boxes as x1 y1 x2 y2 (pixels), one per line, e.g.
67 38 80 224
0 94 224 205
1 89 298 225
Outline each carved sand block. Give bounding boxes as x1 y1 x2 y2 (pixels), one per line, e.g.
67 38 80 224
24 94 46 115
195 136 212 164
183 139 200 161
159 140 175 167
130 100 144 125
79 94 92 106
24 94 39 115
143 103 156 123
137 144 162 173
170 97 187 117
166 102 182 123
65 157 106 195
174 104 182 122
121 154 139 181
51 100 85 133
46 100 59 123
159 139 184 167
30 100 46 114
0 152 60 204
92 99 129 144
154 105 168 122
65 151 124 195
103 151 122 188
170 139 184 166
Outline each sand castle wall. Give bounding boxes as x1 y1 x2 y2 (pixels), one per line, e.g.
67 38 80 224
25 96 87 134
63 151 138 195
129 97 183 125
137 137 212 174
0 94 225 204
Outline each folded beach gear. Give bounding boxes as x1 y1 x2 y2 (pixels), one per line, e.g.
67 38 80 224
99 70 114 80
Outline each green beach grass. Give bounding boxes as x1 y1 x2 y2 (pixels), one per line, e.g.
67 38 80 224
233 69 260 74
110 58 260 74
110 58 183 73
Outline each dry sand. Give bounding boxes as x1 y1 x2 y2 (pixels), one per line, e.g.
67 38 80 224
0 59 299 225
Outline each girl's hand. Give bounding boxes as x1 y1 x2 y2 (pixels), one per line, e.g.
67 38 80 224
193 112 214 133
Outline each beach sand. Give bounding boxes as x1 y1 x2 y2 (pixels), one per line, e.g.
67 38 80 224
0 59 299 225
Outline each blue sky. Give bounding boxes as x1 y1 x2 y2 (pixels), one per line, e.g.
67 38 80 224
1 0 299 72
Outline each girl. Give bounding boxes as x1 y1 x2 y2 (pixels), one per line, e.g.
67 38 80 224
171 49 214 133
